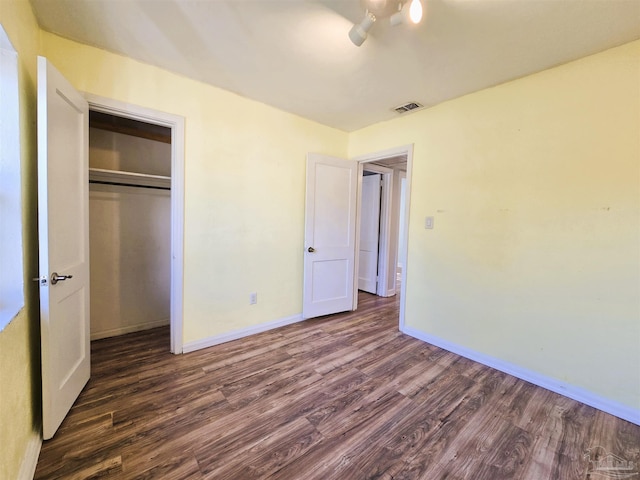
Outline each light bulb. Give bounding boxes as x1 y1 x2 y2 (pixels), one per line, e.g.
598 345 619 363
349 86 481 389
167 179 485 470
409 0 422 23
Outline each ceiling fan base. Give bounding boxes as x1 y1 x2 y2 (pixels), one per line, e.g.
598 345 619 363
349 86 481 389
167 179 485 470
361 0 406 20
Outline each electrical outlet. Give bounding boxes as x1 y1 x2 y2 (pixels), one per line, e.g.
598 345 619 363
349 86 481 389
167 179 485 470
249 292 257 305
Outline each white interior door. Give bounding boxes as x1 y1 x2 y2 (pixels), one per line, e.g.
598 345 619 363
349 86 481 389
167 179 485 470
303 154 358 319
358 173 381 294
37 56 90 440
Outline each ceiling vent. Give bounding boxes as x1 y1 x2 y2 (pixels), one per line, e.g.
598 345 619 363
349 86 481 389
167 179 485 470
394 102 423 114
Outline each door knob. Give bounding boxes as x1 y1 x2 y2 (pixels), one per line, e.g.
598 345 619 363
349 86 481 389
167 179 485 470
307 247 315 253
51 272 73 285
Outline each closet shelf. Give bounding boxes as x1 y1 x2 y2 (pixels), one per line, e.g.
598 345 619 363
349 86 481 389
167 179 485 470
89 168 171 190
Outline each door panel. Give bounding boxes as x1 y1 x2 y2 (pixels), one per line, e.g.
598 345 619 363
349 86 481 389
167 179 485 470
303 154 357 319
313 163 353 246
358 173 381 294
311 259 349 301
37 56 90 440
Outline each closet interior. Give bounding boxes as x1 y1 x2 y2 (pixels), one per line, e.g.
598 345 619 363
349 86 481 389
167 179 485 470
88 111 172 340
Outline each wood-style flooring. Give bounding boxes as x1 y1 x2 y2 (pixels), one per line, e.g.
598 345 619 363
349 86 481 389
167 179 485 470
34 292 640 479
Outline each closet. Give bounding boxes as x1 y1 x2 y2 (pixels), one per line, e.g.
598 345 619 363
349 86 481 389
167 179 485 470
88 111 172 340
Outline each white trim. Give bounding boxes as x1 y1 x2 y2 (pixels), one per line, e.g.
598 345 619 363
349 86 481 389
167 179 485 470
83 94 185 354
17 433 41 480
90 318 170 341
397 171 407 276
182 314 304 353
353 164 364 309
377 169 392 297
352 144 413 164
402 325 640 426
399 147 413 330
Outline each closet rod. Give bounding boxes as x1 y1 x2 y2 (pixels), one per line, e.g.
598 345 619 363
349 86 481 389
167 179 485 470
89 180 171 191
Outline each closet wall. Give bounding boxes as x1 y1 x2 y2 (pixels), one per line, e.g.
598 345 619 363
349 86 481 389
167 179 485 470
89 124 171 340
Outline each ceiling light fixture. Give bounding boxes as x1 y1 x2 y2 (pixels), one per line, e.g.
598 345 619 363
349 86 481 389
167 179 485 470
350 0 423 46
348 12 377 47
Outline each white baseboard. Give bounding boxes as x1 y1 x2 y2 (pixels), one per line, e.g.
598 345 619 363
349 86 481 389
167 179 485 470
182 313 304 353
401 325 640 426
90 318 170 341
18 433 41 480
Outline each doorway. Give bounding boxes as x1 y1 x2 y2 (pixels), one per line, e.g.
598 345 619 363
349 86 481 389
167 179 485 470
85 94 185 353
354 145 412 328
358 157 407 296
358 164 393 297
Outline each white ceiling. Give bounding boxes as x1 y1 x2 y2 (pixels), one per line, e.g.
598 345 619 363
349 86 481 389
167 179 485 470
30 0 640 132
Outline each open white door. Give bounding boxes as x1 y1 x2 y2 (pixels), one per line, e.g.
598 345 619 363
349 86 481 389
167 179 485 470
37 56 90 440
303 154 358 319
358 173 381 294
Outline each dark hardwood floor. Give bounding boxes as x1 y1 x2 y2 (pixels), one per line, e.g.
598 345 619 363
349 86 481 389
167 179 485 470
35 292 639 479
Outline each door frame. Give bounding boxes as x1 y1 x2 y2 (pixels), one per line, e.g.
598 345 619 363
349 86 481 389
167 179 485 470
353 144 413 329
85 94 185 354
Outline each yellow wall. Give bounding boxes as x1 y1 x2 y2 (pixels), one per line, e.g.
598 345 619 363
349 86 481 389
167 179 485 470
40 33 349 344
349 41 640 411
0 0 42 478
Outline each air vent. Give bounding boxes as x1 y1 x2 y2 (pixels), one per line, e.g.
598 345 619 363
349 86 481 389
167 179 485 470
393 102 423 114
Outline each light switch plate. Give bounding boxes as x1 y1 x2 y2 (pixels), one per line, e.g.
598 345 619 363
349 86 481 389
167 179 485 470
425 216 434 229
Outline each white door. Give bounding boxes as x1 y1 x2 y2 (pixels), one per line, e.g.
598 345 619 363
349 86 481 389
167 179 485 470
358 173 381 294
303 154 358 319
37 56 90 440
